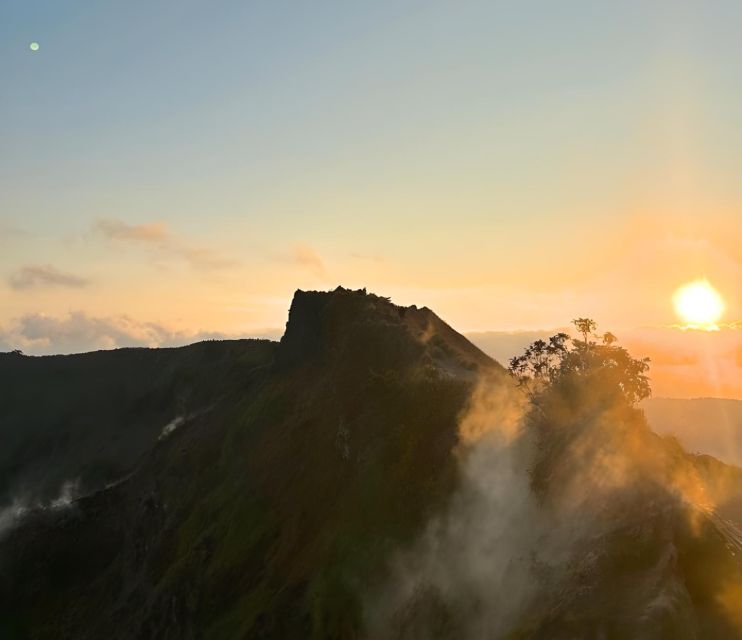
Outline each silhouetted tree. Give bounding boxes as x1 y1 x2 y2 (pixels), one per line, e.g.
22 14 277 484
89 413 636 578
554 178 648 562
602 332 617 346
508 318 650 407
572 318 597 345
508 333 569 400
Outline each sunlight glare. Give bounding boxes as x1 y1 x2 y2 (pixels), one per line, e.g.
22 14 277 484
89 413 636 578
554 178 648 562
673 279 725 330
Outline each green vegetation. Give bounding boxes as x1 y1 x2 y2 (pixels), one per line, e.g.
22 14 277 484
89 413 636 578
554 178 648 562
1 300 740 639
0 339 275 505
505 320 742 638
0 288 495 639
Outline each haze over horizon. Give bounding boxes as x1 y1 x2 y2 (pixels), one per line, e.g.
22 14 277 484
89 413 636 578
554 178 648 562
3 2 742 398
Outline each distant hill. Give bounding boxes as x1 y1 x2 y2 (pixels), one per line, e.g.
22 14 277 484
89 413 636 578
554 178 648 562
0 288 740 639
644 397 742 467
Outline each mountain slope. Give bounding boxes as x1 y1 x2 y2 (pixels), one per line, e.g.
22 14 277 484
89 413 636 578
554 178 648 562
1 288 741 639
0 287 503 639
0 339 275 508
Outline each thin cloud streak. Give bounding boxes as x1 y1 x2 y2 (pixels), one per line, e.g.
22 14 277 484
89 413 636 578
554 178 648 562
93 219 169 243
92 218 237 271
292 244 329 279
8 265 89 291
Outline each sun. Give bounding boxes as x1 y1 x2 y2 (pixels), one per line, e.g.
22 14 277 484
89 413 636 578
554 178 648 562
673 279 725 330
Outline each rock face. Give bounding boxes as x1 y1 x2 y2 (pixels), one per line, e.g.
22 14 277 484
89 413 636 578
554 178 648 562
277 287 496 374
0 288 740 640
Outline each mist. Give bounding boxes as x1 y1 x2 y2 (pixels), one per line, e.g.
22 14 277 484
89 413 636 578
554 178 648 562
0 478 80 541
368 331 742 638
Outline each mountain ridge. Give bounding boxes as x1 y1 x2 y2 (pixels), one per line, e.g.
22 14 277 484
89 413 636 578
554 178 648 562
0 287 504 638
1 287 741 639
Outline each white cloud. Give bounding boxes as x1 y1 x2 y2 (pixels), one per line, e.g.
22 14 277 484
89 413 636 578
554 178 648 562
0 311 281 355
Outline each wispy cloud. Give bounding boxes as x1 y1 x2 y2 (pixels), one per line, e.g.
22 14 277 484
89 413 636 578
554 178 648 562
292 244 328 279
93 219 169 243
176 246 237 271
9 265 89 291
92 218 236 271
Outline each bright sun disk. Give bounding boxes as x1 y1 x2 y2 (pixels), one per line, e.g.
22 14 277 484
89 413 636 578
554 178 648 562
673 279 725 329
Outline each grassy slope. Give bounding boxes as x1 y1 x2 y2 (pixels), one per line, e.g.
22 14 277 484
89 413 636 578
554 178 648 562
0 339 275 504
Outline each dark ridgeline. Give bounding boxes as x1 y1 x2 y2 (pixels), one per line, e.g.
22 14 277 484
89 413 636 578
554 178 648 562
0 287 740 639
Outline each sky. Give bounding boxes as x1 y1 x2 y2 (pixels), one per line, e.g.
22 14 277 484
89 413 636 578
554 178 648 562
1 1 741 397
